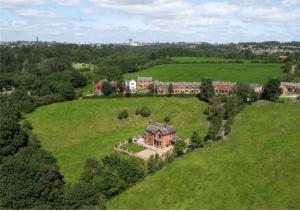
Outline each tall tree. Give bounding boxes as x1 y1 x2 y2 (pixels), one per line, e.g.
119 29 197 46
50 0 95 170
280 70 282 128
168 83 174 96
262 78 282 101
190 131 203 148
199 78 215 102
102 81 112 96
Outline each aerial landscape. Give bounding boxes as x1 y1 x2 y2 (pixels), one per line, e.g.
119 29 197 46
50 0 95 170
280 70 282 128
0 0 300 210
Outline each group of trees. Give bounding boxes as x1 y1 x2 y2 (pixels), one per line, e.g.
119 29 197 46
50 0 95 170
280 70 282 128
198 77 283 143
0 94 65 209
64 154 144 209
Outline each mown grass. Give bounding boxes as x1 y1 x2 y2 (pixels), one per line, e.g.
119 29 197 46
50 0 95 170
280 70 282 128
108 102 300 209
26 97 208 183
124 143 145 153
124 63 284 84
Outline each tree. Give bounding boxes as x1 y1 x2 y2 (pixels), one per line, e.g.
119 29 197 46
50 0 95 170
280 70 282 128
234 82 257 103
168 83 173 96
174 140 187 156
63 181 105 209
140 106 151 117
206 106 224 141
147 83 155 93
50 81 75 100
0 145 65 209
190 131 203 149
147 154 163 174
224 95 241 119
262 78 282 101
102 81 112 96
224 117 234 136
198 78 215 102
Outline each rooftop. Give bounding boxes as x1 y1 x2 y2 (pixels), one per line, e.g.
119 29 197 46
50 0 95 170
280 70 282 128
146 124 176 136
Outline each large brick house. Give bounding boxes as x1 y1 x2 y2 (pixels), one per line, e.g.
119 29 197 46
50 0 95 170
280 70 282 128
143 124 177 149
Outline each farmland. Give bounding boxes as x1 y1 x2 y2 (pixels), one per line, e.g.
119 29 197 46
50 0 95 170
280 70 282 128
26 97 208 182
124 62 284 84
108 102 300 209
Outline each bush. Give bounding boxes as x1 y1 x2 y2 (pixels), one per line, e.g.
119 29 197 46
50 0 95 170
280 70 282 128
135 109 140 115
140 106 151 117
37 95 64 106
164 116 170 123
22 120 33 130
128 138 133 143
118 109 129 119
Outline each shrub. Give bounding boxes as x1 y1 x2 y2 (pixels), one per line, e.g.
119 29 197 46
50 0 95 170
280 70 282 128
135 109 140 115
128 138 133 143
22 120 33 130
174 140 187 156
140 106 151 117
164 116 170 123
118 109 129 119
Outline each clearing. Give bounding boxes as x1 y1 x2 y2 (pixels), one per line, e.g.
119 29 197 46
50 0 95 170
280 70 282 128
26 97 208 182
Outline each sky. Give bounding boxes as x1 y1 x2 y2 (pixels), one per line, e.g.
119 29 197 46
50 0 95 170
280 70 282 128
0 0 300 43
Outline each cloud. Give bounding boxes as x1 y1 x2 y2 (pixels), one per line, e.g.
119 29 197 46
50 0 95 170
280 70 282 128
1 0 300 43
0 0 45 8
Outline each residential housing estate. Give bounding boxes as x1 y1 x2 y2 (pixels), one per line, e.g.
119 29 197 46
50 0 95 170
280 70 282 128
95 77 299 97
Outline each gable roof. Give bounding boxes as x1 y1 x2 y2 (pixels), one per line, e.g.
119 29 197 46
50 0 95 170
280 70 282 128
146 124 176 136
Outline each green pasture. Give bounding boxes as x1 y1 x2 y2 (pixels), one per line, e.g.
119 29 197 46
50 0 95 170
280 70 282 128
26 97 208 182
108 102 300 209
124 63 284 84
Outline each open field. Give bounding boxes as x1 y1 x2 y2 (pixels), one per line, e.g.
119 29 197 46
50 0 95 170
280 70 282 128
108 102 300 209
171 56 241 63
124 63 284 84
26 97 208 182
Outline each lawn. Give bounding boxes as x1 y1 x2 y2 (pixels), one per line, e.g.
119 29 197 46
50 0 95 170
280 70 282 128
124 143 145 153
108 102 300 209
124 63 284 84
26 97 208 182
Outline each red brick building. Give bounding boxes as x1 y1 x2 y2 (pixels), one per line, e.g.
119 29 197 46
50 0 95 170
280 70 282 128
94 78 107 94
143 124 176 149
138 77 153 89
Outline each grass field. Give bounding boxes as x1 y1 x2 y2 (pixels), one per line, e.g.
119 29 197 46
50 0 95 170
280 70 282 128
108 102 300 209
171 56 239 63
26 97 208 182
124 63 284 84
124 143 145 153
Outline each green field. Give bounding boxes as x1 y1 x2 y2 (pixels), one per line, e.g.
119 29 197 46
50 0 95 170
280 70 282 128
26 97 208 182
124 143 145 153
124 63 284 84
171 56 239 63
108 102 300 209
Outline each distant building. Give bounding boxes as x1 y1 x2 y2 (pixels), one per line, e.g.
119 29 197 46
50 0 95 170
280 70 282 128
249 83 263 93
154 81 201 94
137 77 153 89
94 78 107 95
125 79 137 92
280 82 300 95
213 81 236 95
143 124 177 149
